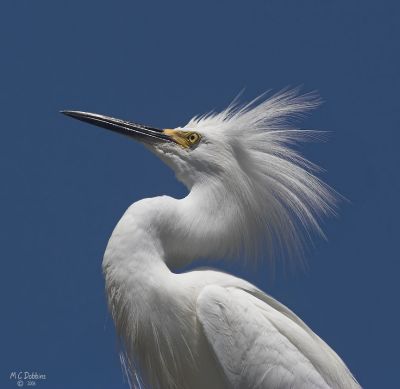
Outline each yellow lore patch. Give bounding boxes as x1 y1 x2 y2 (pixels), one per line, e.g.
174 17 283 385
163 129 202 149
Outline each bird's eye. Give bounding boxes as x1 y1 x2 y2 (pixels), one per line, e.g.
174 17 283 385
187 132 201 146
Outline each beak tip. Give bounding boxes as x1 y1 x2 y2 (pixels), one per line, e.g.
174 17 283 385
60 110 83 119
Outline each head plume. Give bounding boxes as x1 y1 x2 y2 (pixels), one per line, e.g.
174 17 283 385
180 89 339 266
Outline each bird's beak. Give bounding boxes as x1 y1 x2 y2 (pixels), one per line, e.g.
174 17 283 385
61 110 173 144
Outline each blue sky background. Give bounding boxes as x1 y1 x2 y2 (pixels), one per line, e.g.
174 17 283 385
1 1 399 388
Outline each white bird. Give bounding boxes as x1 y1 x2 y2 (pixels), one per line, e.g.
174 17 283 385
62 90 360 389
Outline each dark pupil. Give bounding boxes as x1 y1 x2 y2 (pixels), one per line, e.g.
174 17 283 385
189 134 197 142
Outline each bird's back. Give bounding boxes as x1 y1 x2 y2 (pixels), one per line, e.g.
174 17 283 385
194 270 360 389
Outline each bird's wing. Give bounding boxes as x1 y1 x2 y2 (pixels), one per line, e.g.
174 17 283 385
196 285 359 389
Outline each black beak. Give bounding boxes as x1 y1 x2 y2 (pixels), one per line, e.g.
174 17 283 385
60 110 172 143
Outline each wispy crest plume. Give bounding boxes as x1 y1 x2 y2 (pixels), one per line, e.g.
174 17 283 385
188 89 339 266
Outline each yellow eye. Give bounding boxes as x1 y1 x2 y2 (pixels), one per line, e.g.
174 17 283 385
187 132 201 145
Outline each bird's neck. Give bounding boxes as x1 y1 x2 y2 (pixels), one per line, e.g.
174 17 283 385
103 188 235 389
103 181 244 272
165 181 246 267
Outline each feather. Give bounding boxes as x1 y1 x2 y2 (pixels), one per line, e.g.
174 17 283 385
183 89 339 265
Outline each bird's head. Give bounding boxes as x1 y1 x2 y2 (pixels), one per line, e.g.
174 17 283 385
62 90 339 263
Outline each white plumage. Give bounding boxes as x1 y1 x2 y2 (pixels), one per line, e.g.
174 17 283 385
63 90 360 389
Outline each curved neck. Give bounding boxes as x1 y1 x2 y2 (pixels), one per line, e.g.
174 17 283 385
104 182 243 271
103 191 234 389
165 182 244 267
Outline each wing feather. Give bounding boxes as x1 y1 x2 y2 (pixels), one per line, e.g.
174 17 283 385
196 285 360 389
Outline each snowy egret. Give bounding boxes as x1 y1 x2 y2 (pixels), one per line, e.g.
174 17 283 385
62 90 360 389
